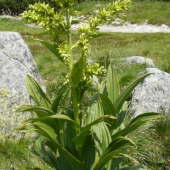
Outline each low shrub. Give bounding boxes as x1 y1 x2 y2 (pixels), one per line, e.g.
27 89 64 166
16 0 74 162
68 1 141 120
0 0 57 15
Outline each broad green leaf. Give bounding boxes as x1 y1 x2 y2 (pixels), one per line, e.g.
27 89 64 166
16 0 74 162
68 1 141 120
73 115 116 147
29 136 58 169
16 105 55 117
26 75 51 108
92 137 136 170
129 112 160 126
40 40 64 63
111 157 124 169
91 123 112 170
112 112 160 139
99 137 136 161
51 85 68 113
45 149 73 170
70 56 86 88
16 105 60 131
115 73 151 112
18 113 79 131
99 93 117 116
30 122 86 170
87 94 113 170
65 121 79 158
107 65 120 103
81 134 96 170
116 111 126 129
99 93 118 131
87 94 103 124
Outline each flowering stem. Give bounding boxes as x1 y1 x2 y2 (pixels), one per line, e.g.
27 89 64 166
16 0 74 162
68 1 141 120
66 5 81 156
66 8 73 68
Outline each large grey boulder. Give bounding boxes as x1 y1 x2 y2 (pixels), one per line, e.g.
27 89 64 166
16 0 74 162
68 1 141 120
130 68 170 117
0 32 43 139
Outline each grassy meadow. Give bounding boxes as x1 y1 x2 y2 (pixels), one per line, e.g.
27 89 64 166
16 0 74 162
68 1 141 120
1 18 170 95
0 0 170 169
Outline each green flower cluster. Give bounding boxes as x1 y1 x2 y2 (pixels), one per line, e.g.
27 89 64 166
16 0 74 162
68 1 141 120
58 43 70 64
21 2 66 42
21 0 131 101
77 0 131 55
82 63 106 83
64 63 106 86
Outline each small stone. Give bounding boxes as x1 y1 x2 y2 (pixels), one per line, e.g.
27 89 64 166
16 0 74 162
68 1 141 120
161 24 168 29
93 10 99 14
120 56 155 68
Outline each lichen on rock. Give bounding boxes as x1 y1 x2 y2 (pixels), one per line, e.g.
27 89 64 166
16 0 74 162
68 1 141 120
0 32 44 140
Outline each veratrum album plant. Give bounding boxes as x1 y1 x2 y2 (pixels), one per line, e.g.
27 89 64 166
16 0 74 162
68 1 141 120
17 0 160 169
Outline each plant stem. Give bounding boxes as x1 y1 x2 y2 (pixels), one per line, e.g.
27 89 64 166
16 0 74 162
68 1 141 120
66 5 79 131
66 8 73 68
71 87 82 158
66 6 82 157
71 88 80 127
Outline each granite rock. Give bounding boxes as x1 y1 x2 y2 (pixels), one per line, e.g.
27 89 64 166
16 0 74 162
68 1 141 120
121 56 155 67
0 32 44 139
129 68 170 117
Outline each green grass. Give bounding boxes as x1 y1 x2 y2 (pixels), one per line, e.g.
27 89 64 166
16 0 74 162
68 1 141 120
1 17 170 93
129 114 170 170
74 0 170 26
123 0 170 26
0 138 53 170
25 32 170 93
0 17 45 35
74 1 109 16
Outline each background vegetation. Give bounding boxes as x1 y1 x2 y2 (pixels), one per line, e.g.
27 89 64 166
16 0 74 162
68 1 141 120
0 0 170 169
0 0 57 15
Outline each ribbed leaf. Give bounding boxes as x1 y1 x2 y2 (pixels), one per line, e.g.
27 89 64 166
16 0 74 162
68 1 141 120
18 113 78 131
46 150 59 169
29 136 58 169
70 56 86 88
87 94 113 170
111 157 124 170
16 105 55 117
40 40 64 63
99 93 117 116
81 134 95 170
73 115 116 147
116 111 126 129
51 85 68 113
112 112 160 139
87 94 104 124
129 112 160 125
91 123 112 170
107 65 120 103
65 121 79 158
26 75 51 108
92 137 136 170
16 105 59 131
115 73 151 112
29 122 86 170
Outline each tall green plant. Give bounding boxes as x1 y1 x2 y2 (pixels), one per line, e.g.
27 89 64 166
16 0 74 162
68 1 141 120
17 0 160 169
